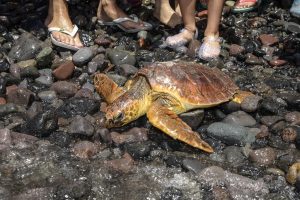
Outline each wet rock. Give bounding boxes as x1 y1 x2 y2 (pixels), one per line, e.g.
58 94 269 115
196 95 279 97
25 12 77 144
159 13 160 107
241 95 262 112
74 88 94 99
26 101 43 119
223 146 246 164
0 59 9 72
72 47 94 67
259 34 279 46
245 53 262 65
0 77 7 96
87 54 106 73
94 35 112 47
222 111 256 127
269 59 287 67
8 32 43 61
249 147 277 165
50 81 79 98
182 158 208 174
107 48 136 66
73 140 98 159
124 141 155 159
187 39 201 58
237 164 265 179
107 73 127 86
0 97 6 105
197 166 269 199
207 122 255 146
48 131 72 148
229 44 244 56
52 61 75 80
68 115 94 136
56 98 99 118
105 152 135 173
111 127 148 145
179 109 204 130
281 127 298 143
37 90 57 102
118 64 138 77
36 47 53 68
260 115 284 127
17 59 37 68
285 111 300 125
286 163 300 185
26 110 58 137
12 187 55 200
35 75 53 86
20 66 39 78
0 128 11 145
6 87 34 106
259 98 286 115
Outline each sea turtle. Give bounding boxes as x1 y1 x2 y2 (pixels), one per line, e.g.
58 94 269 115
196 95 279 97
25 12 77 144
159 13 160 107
94 61 250 153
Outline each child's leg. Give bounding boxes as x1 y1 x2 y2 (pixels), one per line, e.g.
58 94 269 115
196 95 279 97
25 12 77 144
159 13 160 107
154 0 182 28
166 0 197 48
198 0 224 60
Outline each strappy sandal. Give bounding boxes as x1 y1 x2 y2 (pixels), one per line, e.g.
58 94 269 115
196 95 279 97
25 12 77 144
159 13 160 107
198 35 222 61
165 28 198 49
232 0 261 13
48 25 82 51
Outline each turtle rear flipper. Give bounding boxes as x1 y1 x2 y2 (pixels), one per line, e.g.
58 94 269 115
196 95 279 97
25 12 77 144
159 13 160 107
146 100 214 153
94 73 127 103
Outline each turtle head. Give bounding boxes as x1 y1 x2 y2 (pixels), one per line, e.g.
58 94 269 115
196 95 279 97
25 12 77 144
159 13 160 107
104 95 146 128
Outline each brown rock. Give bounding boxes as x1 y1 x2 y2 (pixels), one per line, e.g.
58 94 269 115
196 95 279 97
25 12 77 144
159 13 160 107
269 59 287 67
110 127 148 145
94 36 112 47
229 44 244 56
52 61 75 80
249 147 277 165
105 152 135 173
281 127 297 142
74 88 94 99
73 140 98 159
187 39 201 58
0 97 6 104
286 162 300 185
256 125 270 139
6 86 34 106
260 115 284 127
50 81 79 98
259 34 279 46
285 111 300 125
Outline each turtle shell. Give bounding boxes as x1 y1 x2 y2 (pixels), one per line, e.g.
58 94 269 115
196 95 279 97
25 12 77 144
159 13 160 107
137 61 239 109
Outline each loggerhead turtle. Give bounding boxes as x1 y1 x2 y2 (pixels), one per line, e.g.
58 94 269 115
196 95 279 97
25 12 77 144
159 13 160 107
94 61 250 153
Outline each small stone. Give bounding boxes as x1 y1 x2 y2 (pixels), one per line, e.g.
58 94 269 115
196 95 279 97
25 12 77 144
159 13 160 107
50 81 79 98
105 152 135 173
241 95 262 112
52 61 75 80
269 59 287 67
36 46 53 68
222 111 257 127
94 35 112 47
111 127 148 145
260 115 284 127
74 88 94 99
245 53 262 65
229 44 244 56
72 47 94 67
6 87 34 106
68 115 94 136
37 90 57 102
286 163 300 185
73 140 98 159
118 64 138 77
35 75 53 86
223 146 246 164
187 39 201 58
249 147 277 165
179 109 204 130
17 59 37 68
281 127 297 142
259 34 279 46
182 158 207 174
0 97 6 105
285 111 300 125
0 128 11 145
107 48 136 66
256 125 270 139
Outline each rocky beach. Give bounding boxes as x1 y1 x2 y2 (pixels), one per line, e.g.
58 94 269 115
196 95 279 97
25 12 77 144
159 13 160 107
0 0 300 199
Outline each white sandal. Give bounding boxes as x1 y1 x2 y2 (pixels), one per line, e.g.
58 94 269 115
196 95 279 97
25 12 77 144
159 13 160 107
165 28 198 49
198 35 222 61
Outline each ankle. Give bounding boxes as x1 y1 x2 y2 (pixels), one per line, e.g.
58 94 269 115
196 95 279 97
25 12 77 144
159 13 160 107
204 31 219 38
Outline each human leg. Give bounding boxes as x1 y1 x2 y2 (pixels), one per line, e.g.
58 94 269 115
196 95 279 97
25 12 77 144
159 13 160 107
198 0 224 60
165 0 197 48
46 0 83 49
97 0 152 32
154 0 182 28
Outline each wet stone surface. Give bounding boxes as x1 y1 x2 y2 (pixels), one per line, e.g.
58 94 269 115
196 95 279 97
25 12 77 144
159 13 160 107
0 0 299 199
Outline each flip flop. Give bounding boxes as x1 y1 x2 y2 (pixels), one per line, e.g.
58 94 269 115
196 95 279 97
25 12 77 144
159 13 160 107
232 0 261 13
48 25 82 51
290 0 300 18
97 14 152 33
165 28 199 49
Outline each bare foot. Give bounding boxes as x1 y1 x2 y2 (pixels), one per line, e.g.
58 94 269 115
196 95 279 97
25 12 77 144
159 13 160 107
46 0 83 49
154 0 182 28
97 0 151 31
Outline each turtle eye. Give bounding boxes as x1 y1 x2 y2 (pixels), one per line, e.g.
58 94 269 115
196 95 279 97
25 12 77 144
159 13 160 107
114 112 124 122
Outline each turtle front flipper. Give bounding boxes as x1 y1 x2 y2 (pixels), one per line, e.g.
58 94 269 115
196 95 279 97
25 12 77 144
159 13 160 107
94 73 127 103
146 101 214 153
